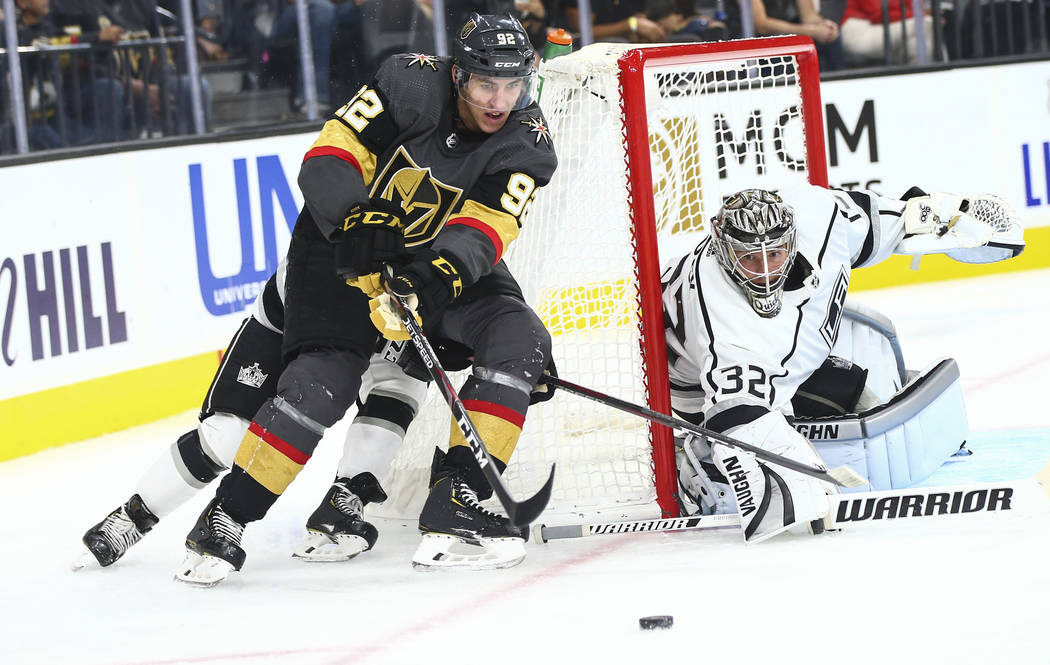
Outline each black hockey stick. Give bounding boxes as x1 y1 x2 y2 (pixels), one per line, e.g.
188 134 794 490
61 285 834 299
541 374 867 489
385 283 556 527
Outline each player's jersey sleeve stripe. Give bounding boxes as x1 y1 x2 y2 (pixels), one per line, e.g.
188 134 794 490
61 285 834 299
302 145 361 171
447 201 521 263
303 120 378 184
706 404 771 433
672 408 705 426
693 260 722 402
816 203 839 265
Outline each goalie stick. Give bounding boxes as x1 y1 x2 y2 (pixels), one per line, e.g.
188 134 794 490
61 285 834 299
386 279 556 528
541 375 867 488
536 472 1050 542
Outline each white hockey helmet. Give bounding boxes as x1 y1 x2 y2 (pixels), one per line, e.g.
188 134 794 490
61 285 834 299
712 189 798 318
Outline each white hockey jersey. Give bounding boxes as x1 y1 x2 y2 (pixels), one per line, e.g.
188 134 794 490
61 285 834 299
661 183 908 433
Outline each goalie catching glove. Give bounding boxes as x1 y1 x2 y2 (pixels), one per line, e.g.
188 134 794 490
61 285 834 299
897 191 1024 263
336 205 410 297
369 250 464 341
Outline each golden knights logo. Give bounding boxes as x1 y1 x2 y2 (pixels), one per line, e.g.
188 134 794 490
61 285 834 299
236 362 268 388
369 146 463 246
460 19 477 39
521 116 551 147
402 53 439 71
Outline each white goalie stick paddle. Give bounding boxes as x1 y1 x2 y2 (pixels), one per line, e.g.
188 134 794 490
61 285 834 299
542 375 867 488
537 472 1050 542
385 278 556 528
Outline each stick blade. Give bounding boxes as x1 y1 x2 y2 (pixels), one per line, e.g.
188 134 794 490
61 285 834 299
503 463 556 527
829 465 869 489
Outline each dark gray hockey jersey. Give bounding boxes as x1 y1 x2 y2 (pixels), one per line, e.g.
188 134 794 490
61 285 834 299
299 53 558 299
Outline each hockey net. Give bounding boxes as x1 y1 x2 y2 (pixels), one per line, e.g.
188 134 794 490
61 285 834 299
369 37 828 524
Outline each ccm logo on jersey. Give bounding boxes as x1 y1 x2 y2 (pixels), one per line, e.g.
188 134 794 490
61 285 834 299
835 487 1012 522
795 423 839 439
722 456 756 517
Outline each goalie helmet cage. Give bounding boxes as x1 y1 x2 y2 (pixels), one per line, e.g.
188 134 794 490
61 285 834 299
368 36 829 524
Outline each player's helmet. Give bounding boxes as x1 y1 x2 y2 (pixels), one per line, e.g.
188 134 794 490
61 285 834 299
712 189 798 318
453 13 537 113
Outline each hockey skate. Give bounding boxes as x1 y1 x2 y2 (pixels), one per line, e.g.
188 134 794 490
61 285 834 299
292 473 387 562
175 498 246 587
73 494 159 570
412 473 528 571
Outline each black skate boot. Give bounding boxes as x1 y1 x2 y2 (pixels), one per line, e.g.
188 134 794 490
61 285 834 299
293 472 388 562
175 498 246 587
413 450 528 570
75 494 159 570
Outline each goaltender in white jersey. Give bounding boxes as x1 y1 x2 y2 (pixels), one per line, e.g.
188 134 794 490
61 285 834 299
661 184 1024 543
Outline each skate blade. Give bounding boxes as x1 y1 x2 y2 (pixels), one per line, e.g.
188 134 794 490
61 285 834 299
292 532 368 562
411 533 525 571
71 549 98 572
174 551 235 587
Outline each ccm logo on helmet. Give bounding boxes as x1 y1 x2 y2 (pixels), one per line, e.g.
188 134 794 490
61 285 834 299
493 62 520 67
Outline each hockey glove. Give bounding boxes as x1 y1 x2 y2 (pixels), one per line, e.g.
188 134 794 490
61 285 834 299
336 205 409 297
368 250 464 341
530 356 558 405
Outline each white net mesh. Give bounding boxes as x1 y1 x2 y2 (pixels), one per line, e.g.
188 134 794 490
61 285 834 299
369 39 820 523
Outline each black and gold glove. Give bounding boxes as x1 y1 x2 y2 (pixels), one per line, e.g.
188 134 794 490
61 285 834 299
335 205 409 296
368 250 465 340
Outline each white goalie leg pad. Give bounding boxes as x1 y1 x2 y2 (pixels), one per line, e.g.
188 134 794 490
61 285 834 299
676 434 735 516
802 358 968 492
174 551 236 588
833 300 906 407
714 412 834 543
411 533 526 571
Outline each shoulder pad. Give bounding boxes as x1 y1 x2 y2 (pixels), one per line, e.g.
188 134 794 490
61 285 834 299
375 53 453 128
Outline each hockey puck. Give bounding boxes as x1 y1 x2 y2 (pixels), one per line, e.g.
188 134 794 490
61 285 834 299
639 615 674 630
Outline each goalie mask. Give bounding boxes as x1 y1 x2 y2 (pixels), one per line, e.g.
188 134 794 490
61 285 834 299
712 189 798 318
453 13 536 114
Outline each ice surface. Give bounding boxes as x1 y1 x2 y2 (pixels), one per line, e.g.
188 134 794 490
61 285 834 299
2 270 1049 665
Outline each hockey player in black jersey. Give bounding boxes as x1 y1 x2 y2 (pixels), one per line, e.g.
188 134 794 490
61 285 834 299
75 265 434 570
175 13 558 585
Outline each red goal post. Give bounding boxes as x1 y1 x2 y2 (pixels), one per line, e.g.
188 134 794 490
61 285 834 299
617 37 829 517
370 37 828 524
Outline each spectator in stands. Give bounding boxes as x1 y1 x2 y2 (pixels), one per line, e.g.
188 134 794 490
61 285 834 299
329 0 371 104
739 0 844 70
105 0 213 134
513 0 552 52
840 0 934 65
268 0 336 110
646 0 727 41
18 0 127 145
564 0 667 42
